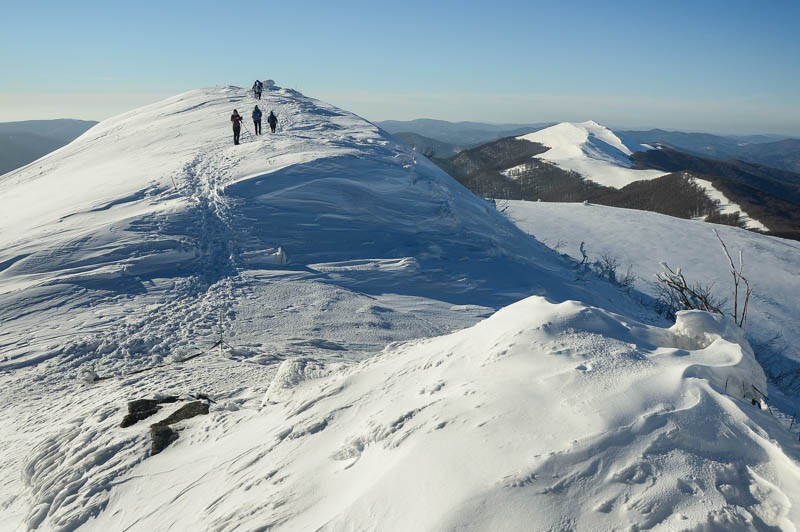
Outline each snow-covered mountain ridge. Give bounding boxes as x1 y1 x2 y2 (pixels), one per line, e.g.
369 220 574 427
513 121 768 229
515 120 667 188
1 85 576 373
1 87 799 530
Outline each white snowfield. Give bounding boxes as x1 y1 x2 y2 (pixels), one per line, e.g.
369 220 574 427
1 87 799 531
85 302 797 531
505 200 800 369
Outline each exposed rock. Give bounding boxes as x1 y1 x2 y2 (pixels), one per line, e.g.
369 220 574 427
152 401 209 427
120 396 181 428
147 401 210 455
120 399 161 428
149 425 179 455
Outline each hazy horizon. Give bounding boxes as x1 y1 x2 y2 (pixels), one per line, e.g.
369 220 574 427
2 104 797 139
1 1 798 136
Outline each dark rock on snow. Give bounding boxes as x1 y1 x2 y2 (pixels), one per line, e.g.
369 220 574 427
120 396 181 428
120 399 161 428
150 425 179 455
148 400 210 455
153 401 210 427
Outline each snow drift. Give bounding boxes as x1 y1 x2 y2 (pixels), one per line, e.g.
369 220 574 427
81 297 798 531
506 200 800 370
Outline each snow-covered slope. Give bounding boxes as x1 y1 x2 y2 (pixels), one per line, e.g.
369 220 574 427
0 85 577 374
0 85 621 528
506 200 800 370
82 299 799 531
2 88 799 531
516 120 667 188
691 175 770 231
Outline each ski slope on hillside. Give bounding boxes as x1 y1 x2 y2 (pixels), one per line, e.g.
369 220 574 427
1 87 799 530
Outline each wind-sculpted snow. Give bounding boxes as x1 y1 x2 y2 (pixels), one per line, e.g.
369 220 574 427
78 297 799 531
1 87 798 530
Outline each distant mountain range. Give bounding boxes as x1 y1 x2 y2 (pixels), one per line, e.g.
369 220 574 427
620 129 800 173
0 119 97 175
377 118 551 151
381 119 800 176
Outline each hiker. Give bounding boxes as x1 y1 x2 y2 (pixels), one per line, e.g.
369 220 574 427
231 109 244 145
252 105 262 135
252 80 262 100
267 110 278 133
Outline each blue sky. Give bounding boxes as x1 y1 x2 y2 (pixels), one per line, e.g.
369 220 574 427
1 0 798 134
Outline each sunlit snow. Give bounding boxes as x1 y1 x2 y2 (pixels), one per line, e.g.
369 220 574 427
1 87 798 531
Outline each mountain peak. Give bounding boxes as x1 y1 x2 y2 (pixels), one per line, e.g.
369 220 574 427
0 85 573 368
516 120 666 188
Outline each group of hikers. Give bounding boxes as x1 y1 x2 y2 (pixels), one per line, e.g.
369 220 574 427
230 79 278 145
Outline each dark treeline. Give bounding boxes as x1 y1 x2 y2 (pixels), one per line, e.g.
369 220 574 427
632 147 800 239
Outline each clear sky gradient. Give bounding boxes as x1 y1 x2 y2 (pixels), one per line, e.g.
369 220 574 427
1 0 798 134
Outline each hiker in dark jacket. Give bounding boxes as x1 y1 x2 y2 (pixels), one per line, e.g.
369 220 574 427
231 109 244 145
267 110 278 133
252 105 262 135
252 80 262 100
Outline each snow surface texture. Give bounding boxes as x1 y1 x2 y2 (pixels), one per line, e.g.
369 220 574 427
74 300 800 530
1 87 799 530
0 85 633 529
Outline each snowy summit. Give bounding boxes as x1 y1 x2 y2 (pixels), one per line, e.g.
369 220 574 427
515 121 769 230
516 120 667 188
517 120 665 188
1 86 799 531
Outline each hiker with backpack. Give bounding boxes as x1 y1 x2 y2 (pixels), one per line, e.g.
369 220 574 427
252 105 262 135
252 80 263 100
231 109 244 145
267 110 278 133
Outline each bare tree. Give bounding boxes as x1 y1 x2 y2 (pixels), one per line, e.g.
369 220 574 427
655 263 724 317
655 230 752 329
714 229 753 330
